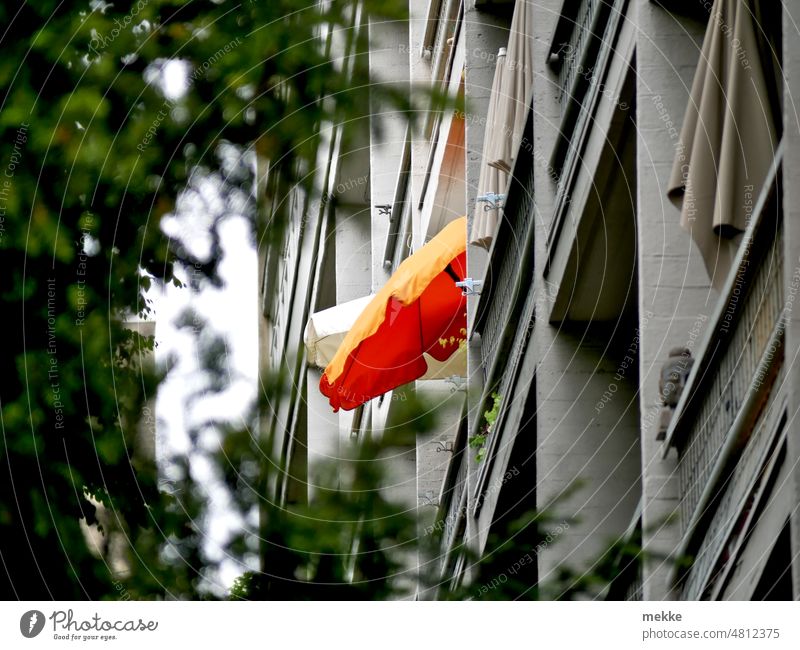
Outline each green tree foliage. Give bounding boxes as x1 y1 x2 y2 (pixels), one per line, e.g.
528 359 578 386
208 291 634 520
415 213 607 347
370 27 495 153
0 0 414 599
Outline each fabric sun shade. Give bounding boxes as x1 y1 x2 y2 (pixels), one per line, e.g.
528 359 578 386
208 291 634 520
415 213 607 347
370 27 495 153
487 0 534 173
668 0 779 290
305 296 467 379
320 217 468 412
470 49 509 249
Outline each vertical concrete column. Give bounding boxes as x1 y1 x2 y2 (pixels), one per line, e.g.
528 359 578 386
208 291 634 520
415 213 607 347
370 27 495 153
528 0 568 587
335 204 372 303
306 367 340 501
635 1 711 599
369 16 410 289
415 384 465 598
782 1 800 600
408 0 433 243
333 204 372 451
534 334 643 588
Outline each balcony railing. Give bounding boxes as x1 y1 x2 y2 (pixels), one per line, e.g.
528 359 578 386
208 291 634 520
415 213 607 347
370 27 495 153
421 0 462 88
664 146 785 597
550 0 608 115
682 365 786 600
434 418 468 581
471 103 536 509
478 181 534 378
440 452 467 566
545 0 629 271
676 226 783 536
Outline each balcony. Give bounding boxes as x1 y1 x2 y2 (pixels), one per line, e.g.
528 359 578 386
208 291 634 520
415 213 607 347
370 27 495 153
549 0 610 116
470 102 536 509
545 0 630 265
436 431 468 581
422 0 463 88
663 146 785 598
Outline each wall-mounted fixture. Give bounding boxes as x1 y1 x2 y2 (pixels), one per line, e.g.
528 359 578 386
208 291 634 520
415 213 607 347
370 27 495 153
444 375 467 392
455 278 482 296
435 441 455 453
476 192 506 211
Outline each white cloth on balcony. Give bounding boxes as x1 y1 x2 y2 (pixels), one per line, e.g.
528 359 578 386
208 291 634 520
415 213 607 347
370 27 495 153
668 0 779 290
470 50 509 249
304 296 467 379
487 0 534 173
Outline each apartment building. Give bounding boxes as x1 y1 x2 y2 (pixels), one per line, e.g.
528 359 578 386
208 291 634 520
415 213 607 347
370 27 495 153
258 0 800 600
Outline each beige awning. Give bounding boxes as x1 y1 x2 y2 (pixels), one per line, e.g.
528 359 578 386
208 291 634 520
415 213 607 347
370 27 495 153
487 0 534 173
305 295 374 369
470 49 509 249
668 0 779 290
304 296 467 380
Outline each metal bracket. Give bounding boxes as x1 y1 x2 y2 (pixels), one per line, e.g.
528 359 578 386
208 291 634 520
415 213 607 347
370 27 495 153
476 192 506 211
455 278 482 296
419 491 439 507
444 375 467 392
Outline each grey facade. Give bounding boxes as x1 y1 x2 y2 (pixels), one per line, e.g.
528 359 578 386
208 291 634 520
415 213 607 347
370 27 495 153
259 0 800 600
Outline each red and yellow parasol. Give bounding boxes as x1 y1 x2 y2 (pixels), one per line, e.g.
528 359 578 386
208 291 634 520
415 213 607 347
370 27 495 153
320 217 467 411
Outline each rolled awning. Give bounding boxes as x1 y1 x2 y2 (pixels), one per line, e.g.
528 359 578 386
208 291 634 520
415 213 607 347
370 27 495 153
487 0 534 173
305 295 373 369
304 296 467 379
668 0 780 290
320 217 467 412
470 49 509 249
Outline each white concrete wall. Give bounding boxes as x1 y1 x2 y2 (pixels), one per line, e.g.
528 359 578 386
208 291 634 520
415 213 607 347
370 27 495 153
306 367 340 500
369 16 410 289
634 1 713 600
535 333 641 590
